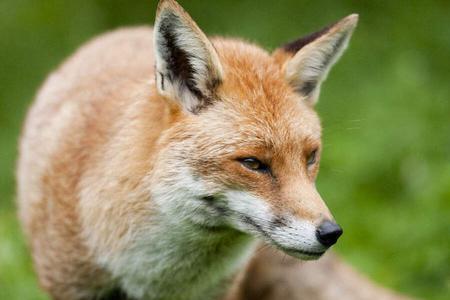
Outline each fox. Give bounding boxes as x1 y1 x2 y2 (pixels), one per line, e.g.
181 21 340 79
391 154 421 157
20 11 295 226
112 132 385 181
17 0 361 299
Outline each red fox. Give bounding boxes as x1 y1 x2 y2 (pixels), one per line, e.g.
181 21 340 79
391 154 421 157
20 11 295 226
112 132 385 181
17 0 362 299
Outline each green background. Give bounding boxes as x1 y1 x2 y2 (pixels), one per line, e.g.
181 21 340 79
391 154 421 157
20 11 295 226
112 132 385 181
1 0 449 299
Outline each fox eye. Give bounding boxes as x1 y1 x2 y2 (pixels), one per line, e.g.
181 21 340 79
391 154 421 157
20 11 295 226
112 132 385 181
238 157 270 173
307 149 318 166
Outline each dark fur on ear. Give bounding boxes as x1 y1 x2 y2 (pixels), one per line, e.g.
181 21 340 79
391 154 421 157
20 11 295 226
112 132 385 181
273 14 358 105
157 12 206 102
154 0 223 114
282 23 334 54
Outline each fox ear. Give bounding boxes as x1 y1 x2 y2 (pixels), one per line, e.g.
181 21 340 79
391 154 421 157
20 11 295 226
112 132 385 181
154 0 223 113
274 14 358 105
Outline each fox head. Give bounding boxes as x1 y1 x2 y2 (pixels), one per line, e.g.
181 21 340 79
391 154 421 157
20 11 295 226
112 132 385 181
150 0 358 259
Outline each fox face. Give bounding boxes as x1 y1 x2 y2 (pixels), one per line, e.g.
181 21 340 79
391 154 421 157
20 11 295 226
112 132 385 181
150 0 357 260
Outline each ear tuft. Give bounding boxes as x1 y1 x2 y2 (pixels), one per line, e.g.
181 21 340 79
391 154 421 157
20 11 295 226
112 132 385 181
154 0 223 113
275 14 358 105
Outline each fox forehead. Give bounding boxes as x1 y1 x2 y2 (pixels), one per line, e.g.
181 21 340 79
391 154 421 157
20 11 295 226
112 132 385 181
193 38 322 154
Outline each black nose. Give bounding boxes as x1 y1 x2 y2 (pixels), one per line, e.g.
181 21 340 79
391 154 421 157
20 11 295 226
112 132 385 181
316 220 343 247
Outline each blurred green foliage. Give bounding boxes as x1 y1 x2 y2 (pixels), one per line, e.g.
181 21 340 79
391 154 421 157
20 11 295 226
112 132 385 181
0 0 449 299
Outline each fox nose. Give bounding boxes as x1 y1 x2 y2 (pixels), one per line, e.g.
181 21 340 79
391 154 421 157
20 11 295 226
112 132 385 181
316 220 343 247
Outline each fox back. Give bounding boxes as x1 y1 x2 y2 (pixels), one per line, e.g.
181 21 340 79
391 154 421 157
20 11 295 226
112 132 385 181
17 0 357 299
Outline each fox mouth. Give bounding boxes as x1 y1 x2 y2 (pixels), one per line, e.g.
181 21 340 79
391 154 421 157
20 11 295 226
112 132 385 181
279 246 325 259
266 235 325 260
238 214 325 259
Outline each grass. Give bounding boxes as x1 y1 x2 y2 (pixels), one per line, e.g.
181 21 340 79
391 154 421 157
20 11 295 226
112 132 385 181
0 0 449 299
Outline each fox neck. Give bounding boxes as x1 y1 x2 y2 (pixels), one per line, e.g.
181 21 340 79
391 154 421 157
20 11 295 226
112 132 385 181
116 201 256 300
